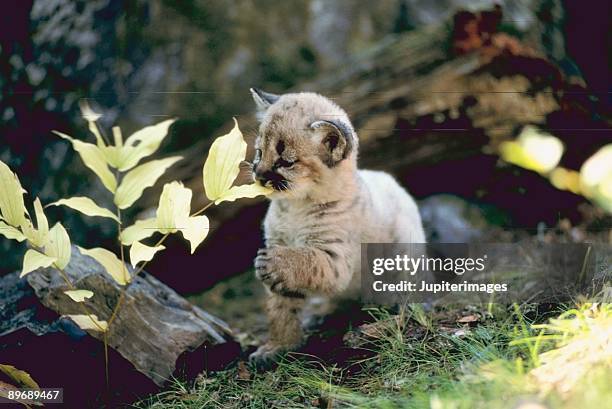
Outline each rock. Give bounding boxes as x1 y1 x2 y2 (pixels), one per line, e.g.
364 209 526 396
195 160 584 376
419 194 502 243
24 245 234 386
0 269 51 337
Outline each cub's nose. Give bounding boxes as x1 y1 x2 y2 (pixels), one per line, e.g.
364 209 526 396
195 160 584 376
255 170 282 186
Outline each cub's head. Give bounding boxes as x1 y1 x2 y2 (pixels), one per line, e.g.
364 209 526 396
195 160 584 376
250 88 358 199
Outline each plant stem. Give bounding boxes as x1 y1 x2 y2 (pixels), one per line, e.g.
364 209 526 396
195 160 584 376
106 205 127 329
107 291 125 327
117 208 129 284
102 195 125 387
192 201 214 217
56 268 75 290
103 332 109 386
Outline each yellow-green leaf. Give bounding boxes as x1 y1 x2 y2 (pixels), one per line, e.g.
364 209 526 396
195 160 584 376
0 160 28 227
156 181 192 234
0 221 26 242
33 198 49 241
114 156 182 209
50 197 119 222
0 364 40 389
20 249 56 278
64 289 94 302
499 126 564 174
65 314 108 332
181 215 209 254
117 119 176 171
44 223 71 269
98 127 125 168
20 220 40 247
129 241 165 268
580 144 612 212
78 246 130 285
53 131 117 193
203 118 246 201
21 198 50 247
214 183 273 205
101 145 123 168
120 218 159 245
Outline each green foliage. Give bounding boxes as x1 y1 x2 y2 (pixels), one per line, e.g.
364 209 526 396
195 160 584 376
0 103 271 354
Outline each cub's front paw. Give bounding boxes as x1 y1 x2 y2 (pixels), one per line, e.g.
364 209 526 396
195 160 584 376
254 247 300 296
254 247 282 286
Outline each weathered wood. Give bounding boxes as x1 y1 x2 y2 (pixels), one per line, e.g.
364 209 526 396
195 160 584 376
24 245 233 386
1 269 240 407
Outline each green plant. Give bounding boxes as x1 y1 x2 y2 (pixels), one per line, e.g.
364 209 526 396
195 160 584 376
0 102 271 383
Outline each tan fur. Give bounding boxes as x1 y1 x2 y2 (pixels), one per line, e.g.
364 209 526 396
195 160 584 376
248 90 425 364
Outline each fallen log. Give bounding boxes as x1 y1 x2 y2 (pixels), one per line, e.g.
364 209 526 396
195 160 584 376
25 245 235 384
0 246 238 407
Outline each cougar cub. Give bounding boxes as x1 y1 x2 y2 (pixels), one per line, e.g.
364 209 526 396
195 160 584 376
249 88 425 364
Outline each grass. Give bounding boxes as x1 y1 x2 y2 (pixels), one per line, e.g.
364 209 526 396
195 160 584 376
135 300 612 409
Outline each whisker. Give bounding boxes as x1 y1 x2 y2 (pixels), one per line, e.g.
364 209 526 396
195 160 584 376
278 180 290 191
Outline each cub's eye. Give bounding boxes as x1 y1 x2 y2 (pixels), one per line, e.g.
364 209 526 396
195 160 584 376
277 158 298 169
253 149 262 164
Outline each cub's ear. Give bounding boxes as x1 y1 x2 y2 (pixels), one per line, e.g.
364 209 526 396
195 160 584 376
250 88 280 120
310 119 355 167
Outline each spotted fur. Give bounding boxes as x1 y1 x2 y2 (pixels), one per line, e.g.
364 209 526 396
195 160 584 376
249 89 426 364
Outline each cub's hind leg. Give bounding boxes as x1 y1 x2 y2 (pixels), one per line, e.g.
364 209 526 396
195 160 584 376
249 293 305 366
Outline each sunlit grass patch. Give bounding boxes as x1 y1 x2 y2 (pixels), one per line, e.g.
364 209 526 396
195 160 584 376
528 304 612 397
432 302 612 409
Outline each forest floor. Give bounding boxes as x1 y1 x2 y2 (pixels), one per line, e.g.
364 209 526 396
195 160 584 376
135 271 612 409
